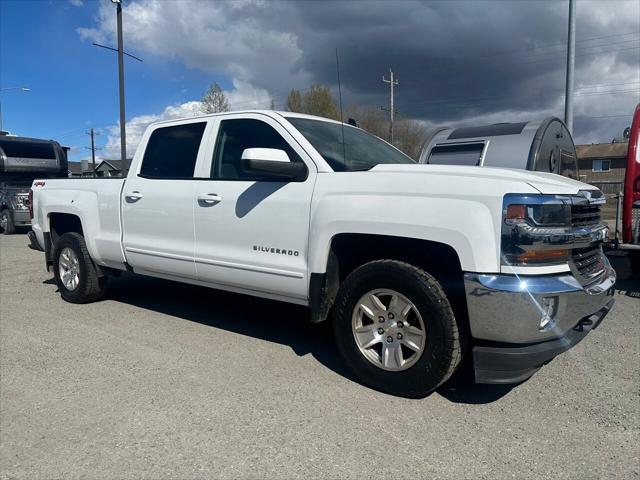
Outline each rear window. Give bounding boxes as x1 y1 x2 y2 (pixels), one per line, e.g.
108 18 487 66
140 122 206 178
0 139 56 159
428 142 485 166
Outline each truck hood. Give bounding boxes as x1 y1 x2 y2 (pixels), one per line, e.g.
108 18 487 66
370 164 597 195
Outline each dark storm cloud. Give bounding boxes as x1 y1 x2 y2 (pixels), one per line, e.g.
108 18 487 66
263 0 639 141
86 0 639 144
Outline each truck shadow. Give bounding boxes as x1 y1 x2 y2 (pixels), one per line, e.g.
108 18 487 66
47 272 516 404
437 367 520 404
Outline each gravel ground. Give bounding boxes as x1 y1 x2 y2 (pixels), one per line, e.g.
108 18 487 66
1 234 638 479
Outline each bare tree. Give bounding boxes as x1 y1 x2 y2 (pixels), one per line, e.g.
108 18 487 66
286 89 303 113
345 105 387 139
345 106 427 160
393 116 428 160
286 85 339 120
201 83 230 114
302 85 339 120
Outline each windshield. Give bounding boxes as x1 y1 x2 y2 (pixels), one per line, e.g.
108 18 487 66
286 117 414 171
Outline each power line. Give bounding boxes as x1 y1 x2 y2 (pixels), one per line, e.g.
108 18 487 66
400 44 639 86
583 114 635 119
393 84 639 110
487 38 640 61
575 88 640 97
575 81 640 90
465 31 640 61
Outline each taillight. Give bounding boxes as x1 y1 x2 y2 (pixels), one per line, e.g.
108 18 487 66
28 189 34 219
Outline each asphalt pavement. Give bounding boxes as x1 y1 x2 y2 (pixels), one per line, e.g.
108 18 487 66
1 234 638 479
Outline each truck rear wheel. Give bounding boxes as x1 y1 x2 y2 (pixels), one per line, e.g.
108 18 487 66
332 260 464 398
53 232 107 303
0 210 15 235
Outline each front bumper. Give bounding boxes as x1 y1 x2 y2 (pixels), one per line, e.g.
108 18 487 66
464 260 616 384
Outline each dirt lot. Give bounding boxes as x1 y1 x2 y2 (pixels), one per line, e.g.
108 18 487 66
1 233 638 479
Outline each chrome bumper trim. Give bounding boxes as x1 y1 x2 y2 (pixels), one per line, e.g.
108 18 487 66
463 259 616 344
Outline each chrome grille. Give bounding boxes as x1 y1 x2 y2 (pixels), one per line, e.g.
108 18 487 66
572 246 605 282
571 203 600 228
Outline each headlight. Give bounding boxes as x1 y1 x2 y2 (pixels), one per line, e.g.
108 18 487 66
502 194 572 267
505 201 571 227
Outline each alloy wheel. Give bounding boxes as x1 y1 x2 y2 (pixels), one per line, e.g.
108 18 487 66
351 289 426 371
58 247 80 291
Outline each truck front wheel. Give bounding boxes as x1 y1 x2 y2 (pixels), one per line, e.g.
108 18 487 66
332 260 464 398
53 232 107 303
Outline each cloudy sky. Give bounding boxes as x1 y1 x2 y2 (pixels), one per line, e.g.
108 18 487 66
1 0 638 161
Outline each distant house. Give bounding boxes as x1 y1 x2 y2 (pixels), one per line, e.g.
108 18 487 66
95 159 129 177
68 161 94 177
68 158 131 178
576 142 628 193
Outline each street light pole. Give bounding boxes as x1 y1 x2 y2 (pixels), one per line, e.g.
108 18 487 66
564 0 576 134
0 86 30 132
114 0 127 173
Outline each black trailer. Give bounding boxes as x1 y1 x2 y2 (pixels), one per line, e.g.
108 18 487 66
0 135 68 234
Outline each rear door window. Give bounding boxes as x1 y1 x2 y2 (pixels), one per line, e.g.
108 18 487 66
139 122 206 178
211 118 302 180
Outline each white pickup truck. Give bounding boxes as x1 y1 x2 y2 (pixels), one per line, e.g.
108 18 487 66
29 111 616 397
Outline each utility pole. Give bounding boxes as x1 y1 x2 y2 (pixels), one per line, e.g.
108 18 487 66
93 2 141 174
115 0 127 173
564 0 576 134
382 68 399 143
85 128 101 177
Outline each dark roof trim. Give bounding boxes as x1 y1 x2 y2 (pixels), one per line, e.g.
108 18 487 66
448 122 527 140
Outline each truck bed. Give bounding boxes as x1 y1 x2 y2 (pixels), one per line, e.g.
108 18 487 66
31 177 127 270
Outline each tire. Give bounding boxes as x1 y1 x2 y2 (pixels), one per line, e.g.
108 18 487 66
0 210 15 235
631 252 640 275
332 260 464 398
53 232 107 303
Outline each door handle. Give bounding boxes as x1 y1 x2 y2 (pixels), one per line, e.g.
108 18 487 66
197 193 222 205
125 191 143 202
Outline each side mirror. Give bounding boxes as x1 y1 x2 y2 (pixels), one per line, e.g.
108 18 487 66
241 148 306 180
